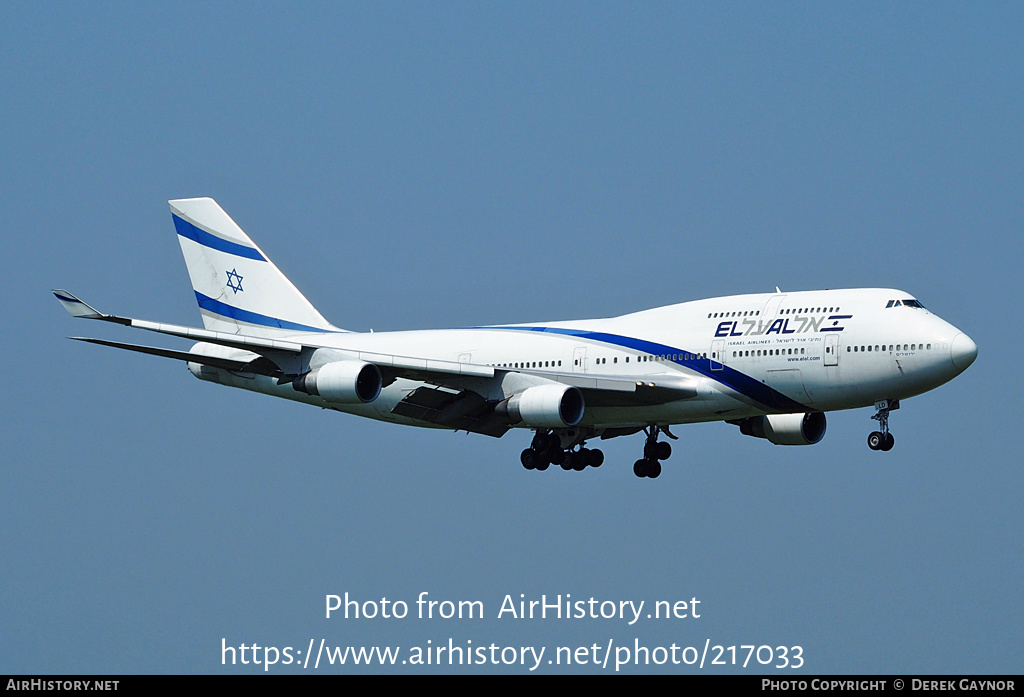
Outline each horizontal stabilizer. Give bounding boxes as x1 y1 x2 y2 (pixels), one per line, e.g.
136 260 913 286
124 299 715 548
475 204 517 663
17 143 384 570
70 337 282 377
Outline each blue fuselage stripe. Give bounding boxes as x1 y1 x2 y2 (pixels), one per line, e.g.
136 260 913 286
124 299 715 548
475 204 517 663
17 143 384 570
195 292 331 332
173 215 266 261
482 325 809 413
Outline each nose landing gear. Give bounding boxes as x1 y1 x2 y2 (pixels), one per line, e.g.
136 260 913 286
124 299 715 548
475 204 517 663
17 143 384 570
868 400 898 451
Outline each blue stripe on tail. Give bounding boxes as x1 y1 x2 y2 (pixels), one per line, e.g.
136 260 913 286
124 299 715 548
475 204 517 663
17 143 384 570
173 215 266 261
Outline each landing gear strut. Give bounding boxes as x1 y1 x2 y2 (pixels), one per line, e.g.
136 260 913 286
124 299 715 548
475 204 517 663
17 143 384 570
868 400 898 451
521 430 603 472
634 425 673 478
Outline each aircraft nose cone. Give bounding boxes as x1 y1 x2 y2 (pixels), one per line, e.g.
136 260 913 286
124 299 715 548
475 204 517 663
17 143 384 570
950 332 978 372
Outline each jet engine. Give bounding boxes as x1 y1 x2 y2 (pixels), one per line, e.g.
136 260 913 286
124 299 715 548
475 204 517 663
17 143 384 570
293 361 383 404
500 385 585 428
736 412 827 446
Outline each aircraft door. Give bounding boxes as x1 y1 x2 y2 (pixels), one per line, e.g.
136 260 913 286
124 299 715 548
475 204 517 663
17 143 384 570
710 340 725 370
761 294 786 320
573 346 587 373
824 335 839 366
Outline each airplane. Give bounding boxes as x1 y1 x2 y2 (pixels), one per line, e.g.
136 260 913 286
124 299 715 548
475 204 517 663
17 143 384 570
54 197 978 478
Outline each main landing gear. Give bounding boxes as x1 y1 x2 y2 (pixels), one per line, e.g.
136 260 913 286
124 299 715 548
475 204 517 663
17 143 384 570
520 424 675 477
521 431 604 472
867 399 898 451
633 425 674 479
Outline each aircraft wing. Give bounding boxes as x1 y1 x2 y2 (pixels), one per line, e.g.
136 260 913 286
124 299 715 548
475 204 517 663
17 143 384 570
54 290 306 353
55 290 699 438
55 289 497 379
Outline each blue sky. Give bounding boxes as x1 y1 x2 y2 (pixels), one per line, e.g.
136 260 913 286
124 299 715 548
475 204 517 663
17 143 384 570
2 2 1020 674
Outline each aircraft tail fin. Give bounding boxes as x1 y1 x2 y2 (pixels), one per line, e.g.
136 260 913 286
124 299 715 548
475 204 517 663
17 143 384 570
170 198 343 336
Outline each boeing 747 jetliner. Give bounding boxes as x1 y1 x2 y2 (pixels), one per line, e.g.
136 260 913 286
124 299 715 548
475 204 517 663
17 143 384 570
55 198 978 478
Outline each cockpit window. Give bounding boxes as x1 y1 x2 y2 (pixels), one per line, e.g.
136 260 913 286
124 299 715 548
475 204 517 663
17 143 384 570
886 298 925 309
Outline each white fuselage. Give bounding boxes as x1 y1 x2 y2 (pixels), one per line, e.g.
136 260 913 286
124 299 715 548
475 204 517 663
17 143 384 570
195 287 976 433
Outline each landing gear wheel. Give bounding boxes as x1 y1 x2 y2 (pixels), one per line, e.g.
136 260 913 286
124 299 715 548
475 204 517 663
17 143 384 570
587 449 604 468
868 399 899 452
521 449 537 469
571 450 588 471
632 458 660 478
642 425 672 464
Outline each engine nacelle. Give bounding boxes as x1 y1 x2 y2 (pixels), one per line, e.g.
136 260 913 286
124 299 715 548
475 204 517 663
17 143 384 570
737 412 827 446
501 385 585 428
292 361 382 404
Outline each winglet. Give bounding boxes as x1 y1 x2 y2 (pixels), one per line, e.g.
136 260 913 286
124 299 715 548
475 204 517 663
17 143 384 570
52 289 106 319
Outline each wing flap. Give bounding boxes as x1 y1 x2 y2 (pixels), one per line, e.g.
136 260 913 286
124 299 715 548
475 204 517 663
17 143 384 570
391 387 510 438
